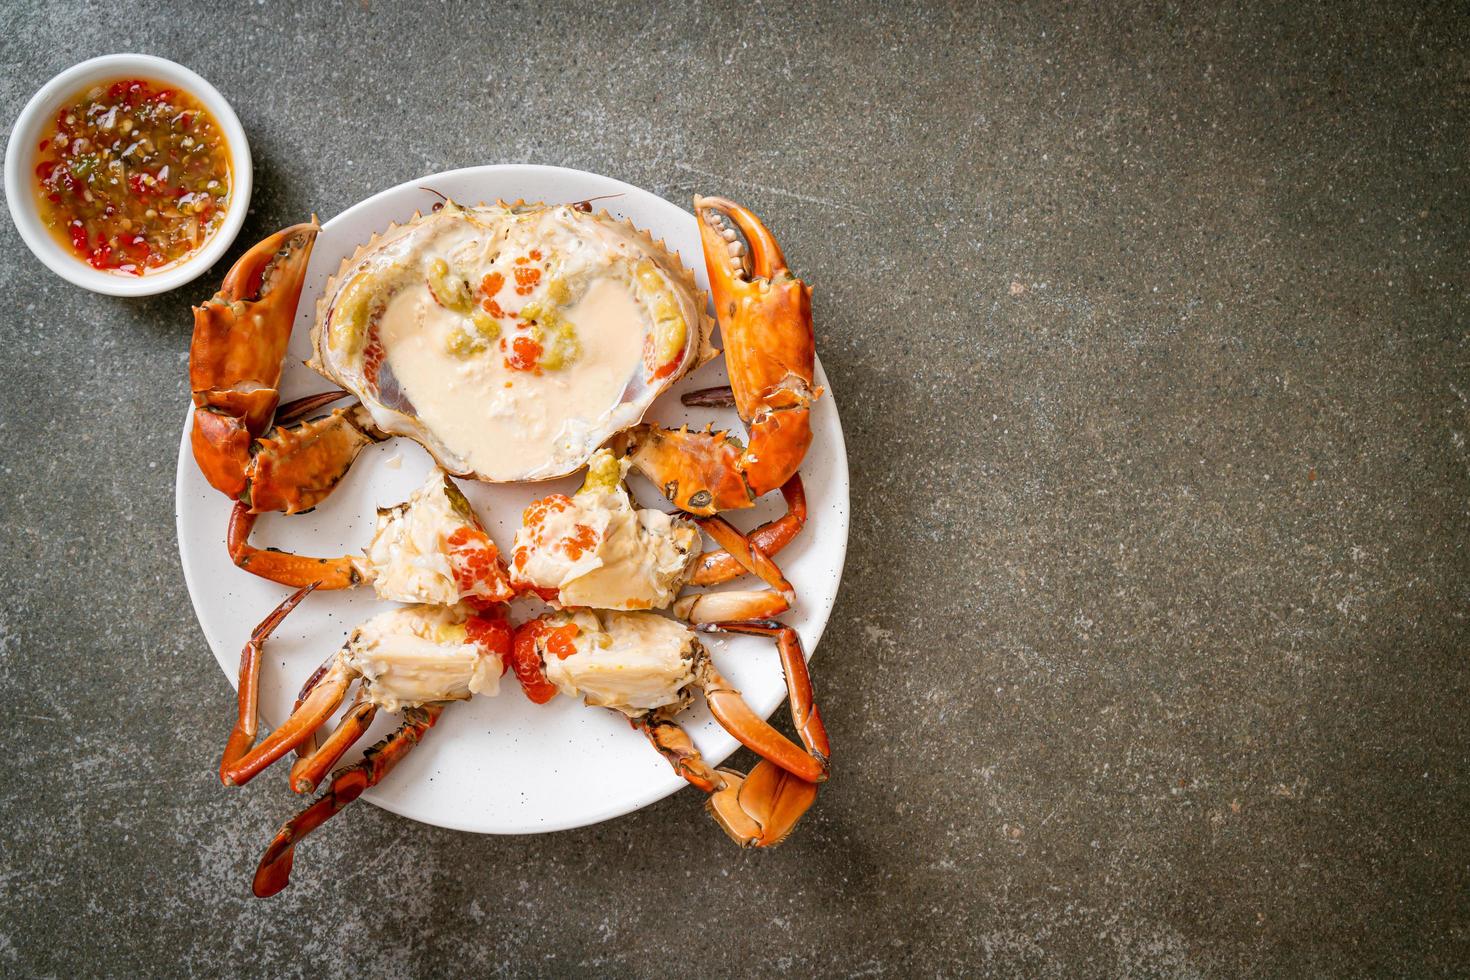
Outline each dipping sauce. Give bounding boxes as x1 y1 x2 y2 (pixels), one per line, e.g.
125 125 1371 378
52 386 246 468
31 77 231 275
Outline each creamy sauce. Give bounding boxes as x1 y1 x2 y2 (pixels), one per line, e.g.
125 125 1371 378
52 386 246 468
544 610 696 715
378 274 644 480
317 204 707 482
346 606 502 713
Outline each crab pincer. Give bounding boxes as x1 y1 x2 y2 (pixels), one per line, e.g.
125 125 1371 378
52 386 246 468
189 221 321 498
619 196 818 516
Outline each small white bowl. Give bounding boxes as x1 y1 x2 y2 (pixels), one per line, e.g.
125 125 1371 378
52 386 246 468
4 53 253 297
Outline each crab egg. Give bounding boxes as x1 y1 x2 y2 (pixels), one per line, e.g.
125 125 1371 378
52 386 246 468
510 460 699 611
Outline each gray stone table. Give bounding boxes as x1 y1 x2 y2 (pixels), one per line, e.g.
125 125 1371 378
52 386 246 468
1 1 1465 976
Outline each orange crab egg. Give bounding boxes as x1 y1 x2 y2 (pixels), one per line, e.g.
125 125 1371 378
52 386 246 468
465 610 513 676
446 526 514 603
513 266 542 295
545 624 580 660
503 335 543 372
478 273 507 318
562 523 598 560
509 621 561 703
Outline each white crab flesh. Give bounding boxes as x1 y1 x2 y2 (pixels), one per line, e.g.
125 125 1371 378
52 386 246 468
342 604 504 713
510 450 699 610
360 468 513 607
537 609 699 716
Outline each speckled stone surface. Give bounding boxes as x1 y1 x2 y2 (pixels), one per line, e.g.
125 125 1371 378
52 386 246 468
1 1 1466 976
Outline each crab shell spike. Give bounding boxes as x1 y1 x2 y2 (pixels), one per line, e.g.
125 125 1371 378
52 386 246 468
309 201 715 483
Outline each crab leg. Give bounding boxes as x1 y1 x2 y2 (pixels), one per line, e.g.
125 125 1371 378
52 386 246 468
697 656 826 784
219 583 317 780
639 716 721 792
675 518 794 624
252 703 445 898
640 709 819 849
243 403 383 515
705 759 820 848
288 689 378 794
286 657 335 761
274 388 352 423
670 620 829 848
679 384 737 408
698 620 830 770
190 221 319 497
227 504 364 589
622 197 816 516
220 654 355 787
689 475 807 587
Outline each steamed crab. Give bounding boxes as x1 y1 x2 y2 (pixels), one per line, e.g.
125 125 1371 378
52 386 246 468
189 190 828 883
217 475 518 895
509 449 796 624
221 590 513 897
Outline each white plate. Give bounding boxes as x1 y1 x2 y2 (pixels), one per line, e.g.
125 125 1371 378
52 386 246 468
175 165 849 834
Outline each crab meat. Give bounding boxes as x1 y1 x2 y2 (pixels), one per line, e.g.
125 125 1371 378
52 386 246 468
510 450 699 609
342 604 504 713
363 468 516 607
538 609 698 715
310 201 715 483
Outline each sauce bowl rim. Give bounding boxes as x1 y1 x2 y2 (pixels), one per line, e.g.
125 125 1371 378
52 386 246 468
4 53 254 297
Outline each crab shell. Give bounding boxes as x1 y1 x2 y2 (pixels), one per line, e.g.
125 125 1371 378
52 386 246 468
308 201 716 483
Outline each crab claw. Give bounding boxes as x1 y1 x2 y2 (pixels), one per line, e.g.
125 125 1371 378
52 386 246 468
695 195 789 293
620 199 816 515
189 220 320 497
705 759 820 848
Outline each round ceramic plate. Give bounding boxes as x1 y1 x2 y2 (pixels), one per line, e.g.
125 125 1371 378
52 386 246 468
175 164 849 834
